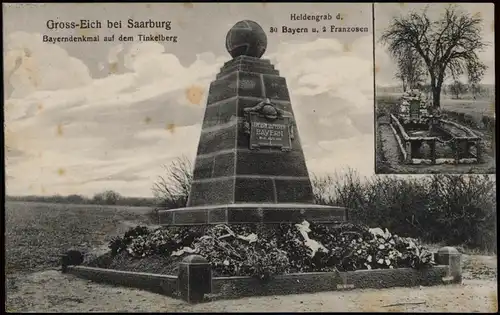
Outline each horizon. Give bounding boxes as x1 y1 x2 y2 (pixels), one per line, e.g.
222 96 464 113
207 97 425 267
376 82 496 89
5 167 376 199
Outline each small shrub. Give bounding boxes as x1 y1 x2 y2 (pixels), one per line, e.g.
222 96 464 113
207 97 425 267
152 156 192 210
109 226 151 256
61 249 84 271
64 250 84 266
376 95 400 118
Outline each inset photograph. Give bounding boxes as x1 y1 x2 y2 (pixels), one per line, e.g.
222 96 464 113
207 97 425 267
374 3 495 174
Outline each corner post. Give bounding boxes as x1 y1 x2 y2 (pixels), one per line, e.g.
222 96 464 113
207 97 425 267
178 255 212 303
436 246 462 284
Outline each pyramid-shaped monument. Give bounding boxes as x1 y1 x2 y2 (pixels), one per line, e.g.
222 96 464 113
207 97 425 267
159 20 347 225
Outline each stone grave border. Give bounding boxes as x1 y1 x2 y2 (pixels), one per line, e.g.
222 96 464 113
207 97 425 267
62 247 462 303
389 114 482 165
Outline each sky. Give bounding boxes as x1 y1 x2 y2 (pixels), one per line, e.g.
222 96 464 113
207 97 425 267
4 2 377 197
375 3 495 87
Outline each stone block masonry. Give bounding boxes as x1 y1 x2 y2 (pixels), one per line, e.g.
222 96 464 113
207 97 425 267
187 55 314 207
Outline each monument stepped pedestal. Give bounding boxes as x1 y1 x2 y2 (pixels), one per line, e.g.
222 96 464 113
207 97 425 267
158 20 347 225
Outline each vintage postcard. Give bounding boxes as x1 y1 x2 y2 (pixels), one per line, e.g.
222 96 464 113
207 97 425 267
4 2 497 313
374 3 496 174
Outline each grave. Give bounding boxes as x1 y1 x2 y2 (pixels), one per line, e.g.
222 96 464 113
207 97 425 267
390 91 483 165
158 20 347 225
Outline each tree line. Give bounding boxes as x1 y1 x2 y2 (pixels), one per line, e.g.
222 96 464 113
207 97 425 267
6 190 155 207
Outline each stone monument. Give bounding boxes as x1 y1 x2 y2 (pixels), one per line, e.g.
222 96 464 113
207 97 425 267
158 20 347 225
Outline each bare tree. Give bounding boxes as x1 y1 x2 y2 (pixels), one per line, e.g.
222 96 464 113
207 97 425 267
152 156 193 209
93 190 122 205
380 5 488 110
394 46 426 92
469 84 484 99
450 79 467 99
467 61 487 99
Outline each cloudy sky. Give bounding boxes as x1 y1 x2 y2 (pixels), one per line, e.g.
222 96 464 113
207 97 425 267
4 2 376 197
375 3 495 87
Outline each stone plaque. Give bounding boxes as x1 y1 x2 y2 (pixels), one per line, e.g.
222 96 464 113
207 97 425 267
249 113 292 151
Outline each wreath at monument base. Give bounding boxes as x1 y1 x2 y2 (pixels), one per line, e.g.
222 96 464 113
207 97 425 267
85 222 434 281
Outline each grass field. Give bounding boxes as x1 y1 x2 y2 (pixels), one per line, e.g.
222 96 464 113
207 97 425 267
376 91 495 117
5 201 154 275
441 98 494 117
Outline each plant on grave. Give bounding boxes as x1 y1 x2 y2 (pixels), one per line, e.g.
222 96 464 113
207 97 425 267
109 225 151 256
192 225 289 280
392 235 434 269
307 223 377 271
245 238 290 281
273 223 327 273
106 222 435 276
136 227 203 258
297 222 435 272
108 226 203 258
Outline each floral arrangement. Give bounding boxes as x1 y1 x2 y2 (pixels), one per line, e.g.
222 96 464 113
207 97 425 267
107 222 434 280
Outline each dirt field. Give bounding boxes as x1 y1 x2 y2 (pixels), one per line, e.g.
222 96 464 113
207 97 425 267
4 201 498 312
5 201 154 275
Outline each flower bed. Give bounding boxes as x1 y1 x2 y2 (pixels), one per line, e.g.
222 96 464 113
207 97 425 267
87 222 435 280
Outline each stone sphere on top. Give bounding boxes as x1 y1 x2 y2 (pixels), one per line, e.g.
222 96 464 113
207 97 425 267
225 20 267 59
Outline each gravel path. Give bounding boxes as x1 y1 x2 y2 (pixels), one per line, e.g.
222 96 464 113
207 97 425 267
378 121 405 172
6 253 497 313
5 271 497 313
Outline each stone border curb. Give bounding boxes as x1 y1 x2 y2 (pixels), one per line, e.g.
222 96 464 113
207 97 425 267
63 247 462 304
210 265 457 299
66 266 178 296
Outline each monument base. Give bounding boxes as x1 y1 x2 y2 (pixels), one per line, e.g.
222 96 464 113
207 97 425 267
158 203 347 225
